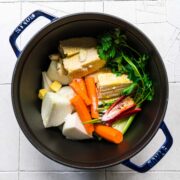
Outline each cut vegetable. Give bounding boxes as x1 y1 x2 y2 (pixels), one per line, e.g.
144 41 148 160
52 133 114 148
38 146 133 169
62 47 106 78
59 37 97 57
57 62 71 85
50 81 62 92
85 76 99 118
102 96 136 123
70 80 91 105
62 112 92 140
42 72 52 90
112 117 129 134
47 61 61 82
49 54 60 61
94 124 123 144
70 95 94 135
112 114 137 134
38 89 48 100
119 107 141 117
97 72 132 99
38 32 154 144
57 86 75 101
74 78 88 96
41 92 73 128
122 114 136 134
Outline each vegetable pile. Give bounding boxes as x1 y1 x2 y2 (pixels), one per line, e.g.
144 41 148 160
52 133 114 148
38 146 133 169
38 28 154 144
97 28 154 134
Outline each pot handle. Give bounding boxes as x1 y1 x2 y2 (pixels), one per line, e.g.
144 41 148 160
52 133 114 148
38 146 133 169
122 121 173 173
9 10 57 57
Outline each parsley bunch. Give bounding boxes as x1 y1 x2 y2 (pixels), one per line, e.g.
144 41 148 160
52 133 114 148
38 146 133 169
97 28 154 106
97 28 127 61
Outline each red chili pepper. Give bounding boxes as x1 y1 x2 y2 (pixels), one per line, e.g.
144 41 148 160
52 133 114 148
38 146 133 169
119 108 141 118
106 95 126 113
102 96 139 124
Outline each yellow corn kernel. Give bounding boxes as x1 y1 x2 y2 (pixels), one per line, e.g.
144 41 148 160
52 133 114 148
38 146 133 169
38 89 48 100
50 81 62 92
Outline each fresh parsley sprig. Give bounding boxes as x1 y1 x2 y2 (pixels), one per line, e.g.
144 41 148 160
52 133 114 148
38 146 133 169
97 28 154 106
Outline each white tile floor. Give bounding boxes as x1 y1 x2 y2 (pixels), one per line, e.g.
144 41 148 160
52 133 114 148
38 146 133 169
0 85 19 171
0 0 180 180
0 173 18 180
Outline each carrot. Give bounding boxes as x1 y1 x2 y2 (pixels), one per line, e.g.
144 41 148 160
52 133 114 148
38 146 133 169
94 124 123 144
85 77 99 118
70 95 94 135
74 78 87 95
70 79 91 106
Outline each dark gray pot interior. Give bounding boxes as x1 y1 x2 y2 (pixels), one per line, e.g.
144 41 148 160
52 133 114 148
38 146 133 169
12 13 168 169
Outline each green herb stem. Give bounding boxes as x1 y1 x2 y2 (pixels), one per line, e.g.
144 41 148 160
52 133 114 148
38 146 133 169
83 119 101 124
122 44 141 57
122 53 145 88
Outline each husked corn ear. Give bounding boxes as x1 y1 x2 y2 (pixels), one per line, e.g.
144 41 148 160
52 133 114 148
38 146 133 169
50 81 62 92
38 89 48 100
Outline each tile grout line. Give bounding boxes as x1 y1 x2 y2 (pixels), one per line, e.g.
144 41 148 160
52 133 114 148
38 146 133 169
0 0 104 3
1 169 180 173
0 0 149 3
0 0 166 4
0 0 159 2
105 170 180 173
0 170 179 173
135 0 137 24
105 168 107 180
0 83 11 85
83 0 85 12
102 0 104 13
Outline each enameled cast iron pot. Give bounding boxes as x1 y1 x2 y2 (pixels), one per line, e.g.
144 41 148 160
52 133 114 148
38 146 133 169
9 10 173 172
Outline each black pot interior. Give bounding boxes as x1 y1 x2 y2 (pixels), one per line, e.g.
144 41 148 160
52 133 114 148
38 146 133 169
12 14 168 168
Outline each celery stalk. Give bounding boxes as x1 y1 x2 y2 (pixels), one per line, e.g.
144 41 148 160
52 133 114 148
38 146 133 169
112 117 128 134
121 115 136 134
112 114 136 134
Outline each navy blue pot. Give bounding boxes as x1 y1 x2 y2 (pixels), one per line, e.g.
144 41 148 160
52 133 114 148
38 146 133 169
9 10 173 172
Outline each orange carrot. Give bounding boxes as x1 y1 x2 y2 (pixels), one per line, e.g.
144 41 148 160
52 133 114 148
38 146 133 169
70 95 94 135
94 124 123 144
74 78 87 95
85 77 99 118
70 79 91 106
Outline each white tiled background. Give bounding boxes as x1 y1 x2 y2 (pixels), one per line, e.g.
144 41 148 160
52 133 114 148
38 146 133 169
0 0 180 180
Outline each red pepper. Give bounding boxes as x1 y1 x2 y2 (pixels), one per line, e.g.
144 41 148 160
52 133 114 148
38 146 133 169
106 95 126 112
102 96 140 124
119 108 141 118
